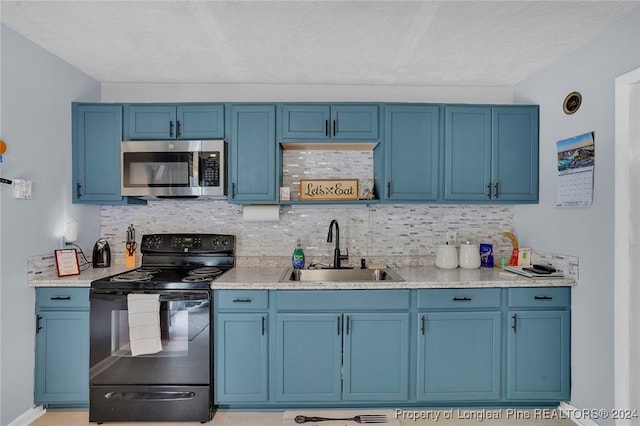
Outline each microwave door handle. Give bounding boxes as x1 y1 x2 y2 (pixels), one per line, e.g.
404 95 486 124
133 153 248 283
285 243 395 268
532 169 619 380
192 151 200 187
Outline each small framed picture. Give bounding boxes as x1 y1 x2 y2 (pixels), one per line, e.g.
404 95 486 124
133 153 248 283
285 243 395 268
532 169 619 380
54 249 80 277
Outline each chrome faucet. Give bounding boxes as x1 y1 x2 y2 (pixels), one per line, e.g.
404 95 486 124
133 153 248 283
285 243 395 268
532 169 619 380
327 219 349 269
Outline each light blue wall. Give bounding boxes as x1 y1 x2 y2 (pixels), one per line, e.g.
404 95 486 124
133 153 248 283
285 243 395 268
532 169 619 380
0 25 101 425
513 7 640 424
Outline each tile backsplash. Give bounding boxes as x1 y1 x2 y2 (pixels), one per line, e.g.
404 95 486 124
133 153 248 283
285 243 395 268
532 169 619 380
101 150 514 267
282 150 374 201
101 201 514 267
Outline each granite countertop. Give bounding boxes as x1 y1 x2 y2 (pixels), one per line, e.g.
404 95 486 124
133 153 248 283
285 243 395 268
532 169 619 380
212 266 577 290
28 265 132 287
28 264 576 289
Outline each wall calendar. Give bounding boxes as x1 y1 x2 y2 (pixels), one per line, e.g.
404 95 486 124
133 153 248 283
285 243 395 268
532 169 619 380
556 131 595 207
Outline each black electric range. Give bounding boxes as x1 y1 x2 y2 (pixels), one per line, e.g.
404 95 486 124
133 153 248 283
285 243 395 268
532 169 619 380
89 233 234 423
91 233 235 290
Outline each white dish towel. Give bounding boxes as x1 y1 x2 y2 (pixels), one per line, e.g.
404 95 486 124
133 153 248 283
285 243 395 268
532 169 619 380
127 293 163 356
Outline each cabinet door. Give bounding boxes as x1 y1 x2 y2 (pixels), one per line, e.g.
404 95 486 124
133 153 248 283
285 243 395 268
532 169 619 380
281 104 331 140
444 106 492 201
385 105 439 201
343 313 409 401
215 313 268 403
126 104 177 140
229 104 277 203
35 310 89 405
492 106 539 202
331 105 379 140
177 104 224 139
417 311 501 401
275 313 342 402
72 104 128 204
281 104 379 140
507 310 570 400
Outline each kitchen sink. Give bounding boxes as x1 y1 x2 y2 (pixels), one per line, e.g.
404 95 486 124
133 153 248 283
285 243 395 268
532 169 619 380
280 268 405 282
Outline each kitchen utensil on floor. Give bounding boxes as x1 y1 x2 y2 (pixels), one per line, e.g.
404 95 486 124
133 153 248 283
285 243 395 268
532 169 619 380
459 241 481 269
92 238 111 268
435 243 458 269
294 414 388 424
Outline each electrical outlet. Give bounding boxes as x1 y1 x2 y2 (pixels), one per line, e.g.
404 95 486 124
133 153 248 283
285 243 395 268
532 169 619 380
446 231 457 246
13 179 32 199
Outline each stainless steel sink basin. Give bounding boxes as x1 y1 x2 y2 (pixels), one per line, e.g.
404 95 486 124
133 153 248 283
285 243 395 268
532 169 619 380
280 268 405 282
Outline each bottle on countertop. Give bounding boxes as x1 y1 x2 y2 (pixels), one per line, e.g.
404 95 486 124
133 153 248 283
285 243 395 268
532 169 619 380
292 239 305 269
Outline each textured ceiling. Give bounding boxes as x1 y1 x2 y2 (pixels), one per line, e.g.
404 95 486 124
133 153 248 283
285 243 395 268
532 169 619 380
1 1 639 87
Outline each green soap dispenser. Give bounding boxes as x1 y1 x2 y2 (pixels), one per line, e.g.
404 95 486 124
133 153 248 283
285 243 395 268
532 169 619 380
292 239 305 269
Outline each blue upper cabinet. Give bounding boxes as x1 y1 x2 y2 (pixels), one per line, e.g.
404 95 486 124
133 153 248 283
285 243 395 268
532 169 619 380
228 104 277 203
124 103 224 140
281 104 379 141
444 105 539 202
384 105 440 201
492 106 539 202
444 106 493 201
72 103 143 205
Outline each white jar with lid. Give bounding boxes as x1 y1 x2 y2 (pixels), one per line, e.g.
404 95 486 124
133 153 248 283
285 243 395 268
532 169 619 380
435 243 458 269
459 241 481 269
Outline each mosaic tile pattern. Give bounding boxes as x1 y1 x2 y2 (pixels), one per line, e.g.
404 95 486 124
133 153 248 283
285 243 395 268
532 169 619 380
96 151 515 268
100 201 514 268
282 150 374 201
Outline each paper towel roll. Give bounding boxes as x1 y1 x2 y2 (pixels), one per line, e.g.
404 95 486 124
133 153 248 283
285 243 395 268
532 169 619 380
242 205 280 222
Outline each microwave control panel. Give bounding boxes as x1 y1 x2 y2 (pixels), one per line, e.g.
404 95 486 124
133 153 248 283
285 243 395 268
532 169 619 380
200 152 220 187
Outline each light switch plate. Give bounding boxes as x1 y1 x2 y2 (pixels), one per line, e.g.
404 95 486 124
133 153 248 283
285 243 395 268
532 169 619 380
446 231 457 246
13 179 32 199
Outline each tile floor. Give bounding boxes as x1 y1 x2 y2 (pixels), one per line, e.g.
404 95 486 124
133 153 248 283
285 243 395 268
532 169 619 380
30 408 577 426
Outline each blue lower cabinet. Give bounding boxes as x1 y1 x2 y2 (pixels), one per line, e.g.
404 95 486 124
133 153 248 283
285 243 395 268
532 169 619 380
275 313 343 402
35 310 89 405
275 311 409 403
507 310 570 400
215 313 269 403
212 288 570 408
343 313 410 401
417 311 501 401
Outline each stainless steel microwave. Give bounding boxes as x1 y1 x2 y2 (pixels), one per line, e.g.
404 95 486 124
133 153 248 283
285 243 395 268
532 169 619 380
121 140 227 199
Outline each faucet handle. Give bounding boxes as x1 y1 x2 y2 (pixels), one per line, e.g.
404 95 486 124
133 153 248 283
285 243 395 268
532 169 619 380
340 248 349 260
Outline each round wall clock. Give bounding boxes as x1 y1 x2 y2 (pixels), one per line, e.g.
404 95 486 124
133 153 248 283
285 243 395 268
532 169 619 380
563 91 582 115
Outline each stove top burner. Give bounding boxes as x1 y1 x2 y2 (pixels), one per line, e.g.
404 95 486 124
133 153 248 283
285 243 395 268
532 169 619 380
182 267 223 283
110 270 154 282
138 267 161 274
188 267 222 276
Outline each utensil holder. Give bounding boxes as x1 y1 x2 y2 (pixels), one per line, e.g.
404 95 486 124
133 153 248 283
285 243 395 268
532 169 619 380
125 251 136 268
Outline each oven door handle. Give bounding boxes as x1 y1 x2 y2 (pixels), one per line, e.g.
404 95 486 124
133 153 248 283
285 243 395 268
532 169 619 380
104 391 196 401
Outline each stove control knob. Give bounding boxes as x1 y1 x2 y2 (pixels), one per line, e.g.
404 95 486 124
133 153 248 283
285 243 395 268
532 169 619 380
212 238 220 247
221 238 230 247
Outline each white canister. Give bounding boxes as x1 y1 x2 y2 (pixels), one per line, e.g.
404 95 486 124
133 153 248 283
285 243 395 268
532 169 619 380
435 244 458 269
459 241 481 269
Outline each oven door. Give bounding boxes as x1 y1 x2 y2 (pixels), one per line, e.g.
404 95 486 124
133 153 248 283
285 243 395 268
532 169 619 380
121 140 200 197
89 289 211 422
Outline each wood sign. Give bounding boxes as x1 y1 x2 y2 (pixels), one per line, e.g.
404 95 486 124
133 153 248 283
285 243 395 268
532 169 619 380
299 179 359 201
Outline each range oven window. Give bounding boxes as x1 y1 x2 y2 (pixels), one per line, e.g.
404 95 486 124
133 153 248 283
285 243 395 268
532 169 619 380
111 299 206 357
122 152 193 188
90 291 210 386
